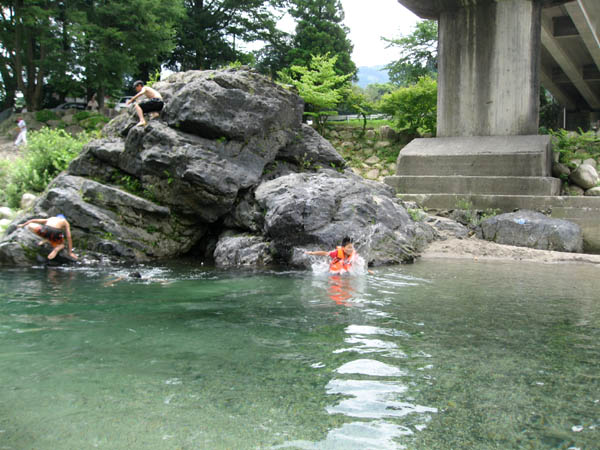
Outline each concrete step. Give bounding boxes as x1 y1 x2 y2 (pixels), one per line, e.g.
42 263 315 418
394 193 600 253
385 175 561 196
396 135 553 177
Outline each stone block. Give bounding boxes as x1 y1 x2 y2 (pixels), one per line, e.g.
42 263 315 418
396 135 553 177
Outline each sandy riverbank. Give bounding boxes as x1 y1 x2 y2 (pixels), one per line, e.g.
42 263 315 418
0 136 20 162
421 235 600 265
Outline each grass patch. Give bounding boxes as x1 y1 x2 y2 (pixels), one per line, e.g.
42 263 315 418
0 128 97 208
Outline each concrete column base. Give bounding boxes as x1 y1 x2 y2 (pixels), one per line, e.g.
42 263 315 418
395 135 553 177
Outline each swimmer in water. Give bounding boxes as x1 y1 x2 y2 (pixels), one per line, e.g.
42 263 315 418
103 271 171 287
305 236 373 274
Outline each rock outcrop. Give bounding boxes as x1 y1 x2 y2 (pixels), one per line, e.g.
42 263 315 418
0 69 430 267
477 210 583 253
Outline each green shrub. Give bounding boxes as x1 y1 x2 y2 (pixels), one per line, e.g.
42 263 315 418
551 129 600 163
73 110 92 121
78 115 110 131
35 109 59 122
378 76 437 137
1 128 95 208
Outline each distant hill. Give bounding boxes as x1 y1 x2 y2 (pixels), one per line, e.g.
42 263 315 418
356 65 390 88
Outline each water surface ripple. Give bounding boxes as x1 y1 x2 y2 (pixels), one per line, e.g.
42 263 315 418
0 260 598 449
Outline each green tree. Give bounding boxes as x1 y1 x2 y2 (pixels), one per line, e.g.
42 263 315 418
167 0 286 71
343 85 375 136
364 82 395 103
287 0 356 79
278 53 352 134
0 0 65 110
0 0 183 110
75 0 183 107
254 28 293 78
379 76 437 137
383 20 437 86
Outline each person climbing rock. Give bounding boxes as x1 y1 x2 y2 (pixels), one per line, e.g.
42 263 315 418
18 214 77 260
126 80 164 127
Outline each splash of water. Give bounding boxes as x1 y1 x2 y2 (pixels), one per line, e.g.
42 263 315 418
309 251 369 275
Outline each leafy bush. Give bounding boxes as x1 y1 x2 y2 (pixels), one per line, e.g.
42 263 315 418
73 110 92 121
78 115 110 131
35 109 59 122
278 54 353 134
0 128 95 208
379 76 437 137
551 129 600 164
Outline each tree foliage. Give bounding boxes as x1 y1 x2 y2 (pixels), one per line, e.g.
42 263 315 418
342 85 375 136
167 0 286 71
75 0 184 107
384 20 438 86
379 76 437 136
363 82 395 103
278 53 352 133
0 1 64 110
255 0 357 79
0 0 183 110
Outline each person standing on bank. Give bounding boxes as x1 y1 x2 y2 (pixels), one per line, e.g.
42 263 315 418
126 80 164 127
14 117 27 147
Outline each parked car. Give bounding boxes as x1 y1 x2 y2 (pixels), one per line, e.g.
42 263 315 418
114 96 133 111
52 102 86 111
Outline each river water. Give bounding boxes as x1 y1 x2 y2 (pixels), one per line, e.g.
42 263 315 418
0 259 598 449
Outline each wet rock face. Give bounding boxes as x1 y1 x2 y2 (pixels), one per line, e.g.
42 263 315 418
0 68 424 267
477 210 583 253
252 171 427 266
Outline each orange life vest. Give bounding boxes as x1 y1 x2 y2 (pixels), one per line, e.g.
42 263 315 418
330 246 352 273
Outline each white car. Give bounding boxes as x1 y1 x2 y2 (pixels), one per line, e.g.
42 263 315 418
114 96 133 111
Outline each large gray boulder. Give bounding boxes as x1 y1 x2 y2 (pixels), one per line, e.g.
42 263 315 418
0 68 427 267
253 170 426 266
214 231 274 268
477 210 583 253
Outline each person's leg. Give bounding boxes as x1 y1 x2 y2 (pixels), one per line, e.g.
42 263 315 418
48 243 65 260
134 104 146 126
26 223 49 246
15 131 24 146
148 101 163 120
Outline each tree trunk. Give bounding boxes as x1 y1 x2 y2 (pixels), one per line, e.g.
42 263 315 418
14 0 46 111
0 63 17 109
97 86 105 109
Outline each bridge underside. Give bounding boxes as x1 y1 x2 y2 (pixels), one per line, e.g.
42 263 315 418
387 1 600 252
398 0 600 131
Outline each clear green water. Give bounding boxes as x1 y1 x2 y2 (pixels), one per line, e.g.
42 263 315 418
0 260 599 450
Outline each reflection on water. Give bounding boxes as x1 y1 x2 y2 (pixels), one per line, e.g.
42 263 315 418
0 260 599 449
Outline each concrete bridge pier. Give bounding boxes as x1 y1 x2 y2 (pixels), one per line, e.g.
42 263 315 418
437 0 541 137
385 0 600 252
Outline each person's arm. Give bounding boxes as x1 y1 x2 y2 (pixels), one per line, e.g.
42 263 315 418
127 87 146 104
305 250 329 256
17 218 47 228
63 221 78 259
